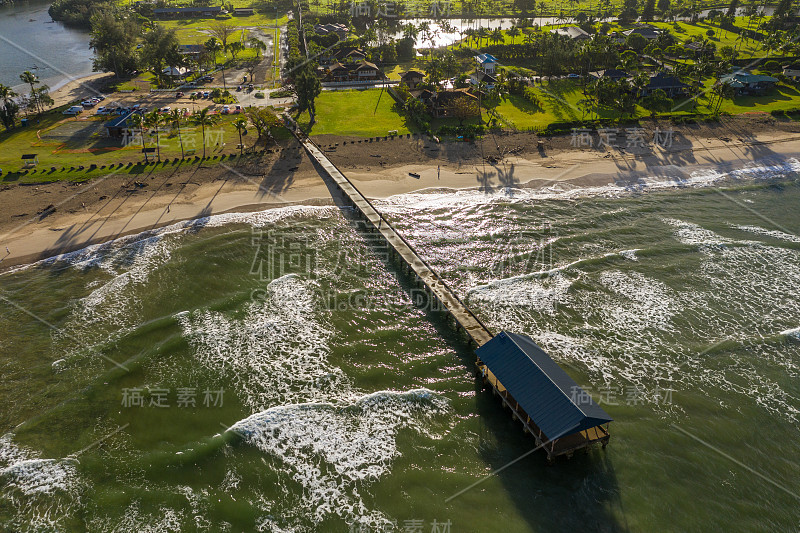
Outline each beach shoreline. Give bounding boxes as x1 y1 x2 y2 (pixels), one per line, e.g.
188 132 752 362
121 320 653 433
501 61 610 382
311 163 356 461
1 116 799 272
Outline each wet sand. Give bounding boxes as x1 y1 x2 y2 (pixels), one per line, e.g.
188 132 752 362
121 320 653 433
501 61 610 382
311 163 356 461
1 115 799 271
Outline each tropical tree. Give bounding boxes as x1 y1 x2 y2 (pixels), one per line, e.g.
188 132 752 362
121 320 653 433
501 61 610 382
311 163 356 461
192 108 219 158
19 71 40 114
249 37 267 58
209 21 234 54
169 109 185 158
128 112 148 162
229 41 244 62
232 116 248 154
141 24 182 88
0 84 18 131
204 37 227 90
490 28 504 46
89 10 140 78
294 68 322 125
640 88 673 117
144 110 165 161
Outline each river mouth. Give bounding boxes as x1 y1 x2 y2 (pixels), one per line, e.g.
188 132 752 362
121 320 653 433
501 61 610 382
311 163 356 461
0 0 94 92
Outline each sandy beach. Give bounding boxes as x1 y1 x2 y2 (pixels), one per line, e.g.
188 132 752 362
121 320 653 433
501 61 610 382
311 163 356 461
1 114 799 271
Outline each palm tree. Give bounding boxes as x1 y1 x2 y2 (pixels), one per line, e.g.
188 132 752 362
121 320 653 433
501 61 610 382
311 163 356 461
129 113 148 162
193 108 219 158
205 38 226 91
19 71 40 115
144 110 164 161
490 28 504 46
232 116 248 155
507 25 521 45
249 37 267 58
169 109 185 158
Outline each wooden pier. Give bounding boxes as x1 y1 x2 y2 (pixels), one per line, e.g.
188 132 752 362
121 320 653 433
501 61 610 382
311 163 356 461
290 126 611 461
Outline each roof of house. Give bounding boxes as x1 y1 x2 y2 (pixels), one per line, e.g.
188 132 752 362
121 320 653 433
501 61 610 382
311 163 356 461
401 70 425 80
683 41 706 51
105 111 135 129
474 71 498 83
476 332 613 441
475 53 499 64
550 25 591 39
315 23 348 34
410 88 435 99
589 68 628 79
782 63 800 70
720 71 778 87
178 44 203 54
355 61 378 70
624 26 660 38
647 71 689 89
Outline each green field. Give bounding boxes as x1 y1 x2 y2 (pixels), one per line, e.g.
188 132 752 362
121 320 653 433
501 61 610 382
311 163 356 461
0 109 264 182
297 89 417 137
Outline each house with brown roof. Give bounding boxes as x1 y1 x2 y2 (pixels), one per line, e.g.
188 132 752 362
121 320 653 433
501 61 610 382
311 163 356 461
322 60 385 83
410 88 480 118
400 70 425 89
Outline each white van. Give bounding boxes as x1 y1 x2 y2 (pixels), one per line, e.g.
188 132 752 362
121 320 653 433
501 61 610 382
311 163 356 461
63 106 83 115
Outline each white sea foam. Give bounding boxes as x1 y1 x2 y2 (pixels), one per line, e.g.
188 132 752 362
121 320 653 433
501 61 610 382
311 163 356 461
732 224 800 243
230 389 448 529
374 157 800 214
0 434 83 532
597 270 681 333
178 274 348 410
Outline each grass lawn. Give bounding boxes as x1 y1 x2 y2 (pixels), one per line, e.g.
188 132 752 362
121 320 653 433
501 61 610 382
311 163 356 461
0 109 261 182
297 89 418 137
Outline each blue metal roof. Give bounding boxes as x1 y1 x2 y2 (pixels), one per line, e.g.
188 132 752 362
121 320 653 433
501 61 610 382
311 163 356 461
476 332 612 441
475 53 498 64
104 111 134 129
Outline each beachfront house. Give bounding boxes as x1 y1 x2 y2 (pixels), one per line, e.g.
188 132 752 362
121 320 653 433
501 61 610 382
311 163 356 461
719 70 778 96
322 60 384 83
475 53 498 74
410 88 480 119
233 7 254 15
400 70 425 89
550 26 591 41
640 71 690 98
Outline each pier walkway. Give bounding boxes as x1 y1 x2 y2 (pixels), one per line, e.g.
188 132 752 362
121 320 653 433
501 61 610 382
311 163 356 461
295 132 493 348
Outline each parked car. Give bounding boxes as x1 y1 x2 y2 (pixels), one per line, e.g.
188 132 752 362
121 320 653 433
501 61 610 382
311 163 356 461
63 106 83 115
234 104 242 113
222 105 230 114
81 101 95 108
566 73 580 79
96 107 109 114
248 84 254 91
203 91 210 98
160 106 171 113
175 91 184 98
